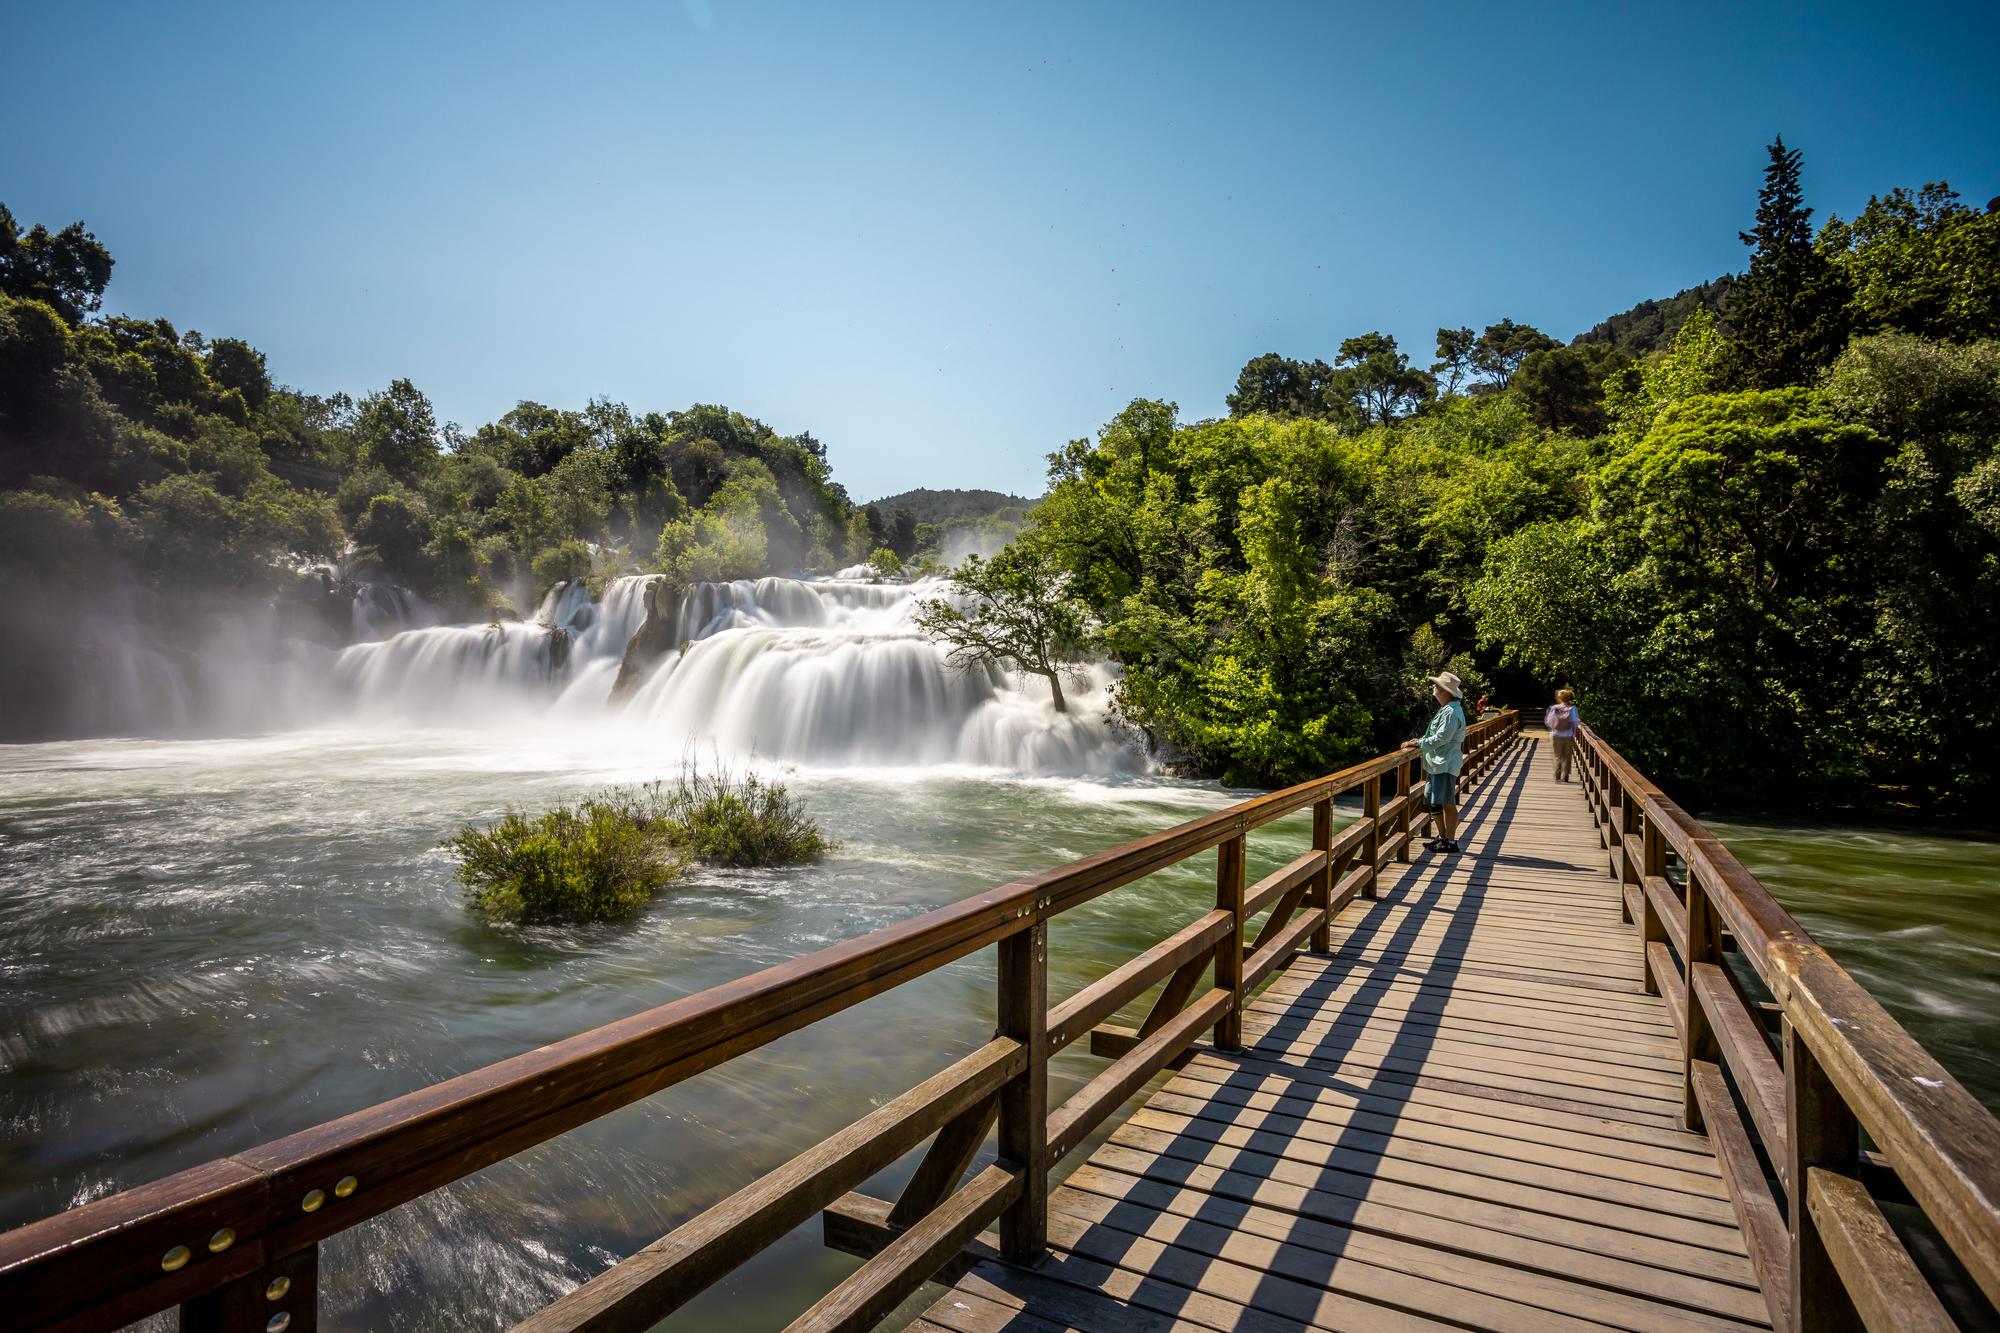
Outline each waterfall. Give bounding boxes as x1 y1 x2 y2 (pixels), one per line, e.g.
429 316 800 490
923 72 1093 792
332 575 1140 772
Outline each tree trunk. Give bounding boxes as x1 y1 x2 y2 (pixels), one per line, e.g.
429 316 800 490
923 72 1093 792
1045 671 1067 714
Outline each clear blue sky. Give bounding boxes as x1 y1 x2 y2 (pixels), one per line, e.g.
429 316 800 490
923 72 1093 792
6 1 1997 501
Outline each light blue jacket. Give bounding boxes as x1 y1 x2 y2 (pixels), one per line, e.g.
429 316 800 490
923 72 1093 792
1417 699 1466 776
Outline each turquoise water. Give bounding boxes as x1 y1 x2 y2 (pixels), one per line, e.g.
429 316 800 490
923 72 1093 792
1706 818 2000 1110
0 729 1993 1329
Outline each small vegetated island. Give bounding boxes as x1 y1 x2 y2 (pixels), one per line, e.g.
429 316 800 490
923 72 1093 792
446 766 835 925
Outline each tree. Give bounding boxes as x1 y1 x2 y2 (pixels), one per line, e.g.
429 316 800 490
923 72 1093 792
204 338 272 411
1473 389 1887 801
868 546 902 577
914 548 1091 713
1226 353 1340 419
1431 327 1476 396
1331 332 1432 425
888 506 920 559
1819 182 2000 342
0 203 114 325
1512 342 1633 434
354 378 439 482
1470 319 1557 389
1726 137 1852 388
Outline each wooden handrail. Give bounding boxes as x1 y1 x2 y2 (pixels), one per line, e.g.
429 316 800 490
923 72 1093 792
0 712 1522 1332
1573 723 2000 1329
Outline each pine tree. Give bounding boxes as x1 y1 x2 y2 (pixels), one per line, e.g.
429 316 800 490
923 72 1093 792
1726 137 1852 388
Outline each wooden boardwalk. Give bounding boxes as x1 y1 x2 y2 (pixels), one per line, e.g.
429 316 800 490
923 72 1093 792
915 734 1773 1333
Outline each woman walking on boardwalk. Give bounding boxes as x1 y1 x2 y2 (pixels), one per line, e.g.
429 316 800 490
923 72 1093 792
1402 671 1467 854
1546 688 1579 782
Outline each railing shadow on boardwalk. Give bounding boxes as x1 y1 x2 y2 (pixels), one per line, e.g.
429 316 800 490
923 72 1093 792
1047 737 1539 1324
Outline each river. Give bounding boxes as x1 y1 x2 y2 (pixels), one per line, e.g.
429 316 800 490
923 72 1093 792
1 575 1995 1328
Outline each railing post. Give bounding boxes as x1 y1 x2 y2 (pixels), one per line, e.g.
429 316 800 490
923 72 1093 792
1682 864 1722 1131
1213 834 1246 1049
1785 1022 1862 1332
1362 774 1382 899
1310 798 1333 951
180 1244 318 1333
996 921 1047 1262
1395 757 1414 862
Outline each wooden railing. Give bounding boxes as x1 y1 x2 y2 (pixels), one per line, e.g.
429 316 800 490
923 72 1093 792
1576 724 2000 1332
0 713 1521 1332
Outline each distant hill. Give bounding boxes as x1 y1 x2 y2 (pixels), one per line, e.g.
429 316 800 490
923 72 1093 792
864 487 1037 524
1573 275 1736 355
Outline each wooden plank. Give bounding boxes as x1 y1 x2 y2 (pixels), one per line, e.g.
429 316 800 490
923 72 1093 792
1039 1202 1460 1333
926 1264 1217 1333
1045 909 1229 1052
1168 1053 1723 1171
889 1095 999 1228
1689 1059 1790 1332
1057 1165 1768 1331
1241 903 1326 992
1805 1167 1955 1333
1648 941 1687 1048
1100 1118 1753 1261
788 1165 1019 1333
1137 1085 1730 1210
1773 941 2000 1311
1692 961 1787 1176
1046 1187 1633 1333
1076 1142 1761 1301
1244 848 1326 919
512 1037 1023 1333
1047 988 1231 1163
1311 797 1337 950
819 1191 983 1289
1644 874 1689 960
1244 992 1685 1073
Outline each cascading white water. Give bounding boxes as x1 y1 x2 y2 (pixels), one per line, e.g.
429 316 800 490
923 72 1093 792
332 574 1140 772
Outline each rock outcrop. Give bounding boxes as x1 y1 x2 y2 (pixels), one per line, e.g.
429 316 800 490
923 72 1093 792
610 577 679 703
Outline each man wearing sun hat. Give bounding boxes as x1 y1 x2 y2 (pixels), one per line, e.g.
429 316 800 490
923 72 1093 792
1401 670 1467 854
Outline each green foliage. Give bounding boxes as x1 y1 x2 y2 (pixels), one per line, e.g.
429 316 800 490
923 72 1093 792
868 545 903 576
1603 307 1729 440
0 203 113 324
1473 389 1897 801
1470 320 1558 390
445 768 833 923
1226 352 1344 421
1820 183 2000 343
1513 342 1634 435
866 488 1035 527
446 792 692 925
652 767 836 868
531 539 597 594
1332 332 1433 424
1573 277 1736 356
354 378 440 483
1431 327 1477 396
1725 138 1853 389
916 544 1093 713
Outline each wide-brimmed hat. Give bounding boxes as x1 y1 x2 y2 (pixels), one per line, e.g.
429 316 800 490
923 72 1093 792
1427 671 1464 699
